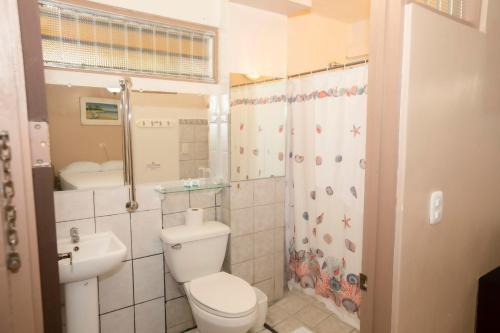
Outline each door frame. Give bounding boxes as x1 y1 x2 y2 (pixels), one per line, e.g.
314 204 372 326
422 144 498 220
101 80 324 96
16 0 63 332
0 0 44 332
361 1 406 332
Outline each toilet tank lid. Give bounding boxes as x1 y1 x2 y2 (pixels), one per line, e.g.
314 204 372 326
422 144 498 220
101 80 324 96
161 221 230 244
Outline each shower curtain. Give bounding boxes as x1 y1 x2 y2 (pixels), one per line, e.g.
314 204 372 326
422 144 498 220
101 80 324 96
230 80 287 180
285 65 368 329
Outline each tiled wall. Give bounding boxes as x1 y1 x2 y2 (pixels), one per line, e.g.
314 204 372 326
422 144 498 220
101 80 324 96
54 184 222 333
179 119 209 179
54 177 286 333
225 177 286 303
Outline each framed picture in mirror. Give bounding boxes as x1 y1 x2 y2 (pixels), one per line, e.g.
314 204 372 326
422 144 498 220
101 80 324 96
80 97 121 126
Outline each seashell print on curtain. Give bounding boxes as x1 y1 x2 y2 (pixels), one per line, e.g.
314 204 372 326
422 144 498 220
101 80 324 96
285 66 368 330
230 80 287 181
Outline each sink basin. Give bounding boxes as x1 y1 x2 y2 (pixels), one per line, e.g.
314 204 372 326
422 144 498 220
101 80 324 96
57 231 126 284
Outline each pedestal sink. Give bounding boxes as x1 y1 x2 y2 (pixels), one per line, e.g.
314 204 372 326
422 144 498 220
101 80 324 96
58 231 126 333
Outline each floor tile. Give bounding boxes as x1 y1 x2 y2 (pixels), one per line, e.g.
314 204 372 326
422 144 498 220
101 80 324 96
295 305 330 329
274 318 303 333
314 315 354 333
274 294 309 315
266 304 289 326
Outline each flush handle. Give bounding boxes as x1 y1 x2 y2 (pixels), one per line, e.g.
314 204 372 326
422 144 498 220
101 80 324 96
171 244 182 250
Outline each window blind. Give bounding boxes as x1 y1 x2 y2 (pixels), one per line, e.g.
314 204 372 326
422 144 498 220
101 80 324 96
415 0 464 19
39 0 216 82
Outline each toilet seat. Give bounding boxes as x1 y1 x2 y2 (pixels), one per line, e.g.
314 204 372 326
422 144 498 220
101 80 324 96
188 272 257 318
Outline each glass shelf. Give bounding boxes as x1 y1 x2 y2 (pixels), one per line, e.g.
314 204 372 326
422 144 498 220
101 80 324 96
155 182 230 195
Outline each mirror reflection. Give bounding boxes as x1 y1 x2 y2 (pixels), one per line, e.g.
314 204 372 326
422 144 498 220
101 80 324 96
230 73 287 181
46 84 211 190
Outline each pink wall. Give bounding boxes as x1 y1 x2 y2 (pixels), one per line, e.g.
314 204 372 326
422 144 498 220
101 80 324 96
393 3 500 332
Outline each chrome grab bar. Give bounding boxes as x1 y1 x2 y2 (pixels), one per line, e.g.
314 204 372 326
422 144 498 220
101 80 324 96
119 78 138 212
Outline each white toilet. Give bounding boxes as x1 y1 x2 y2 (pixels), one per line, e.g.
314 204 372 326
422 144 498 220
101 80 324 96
161 221 258 333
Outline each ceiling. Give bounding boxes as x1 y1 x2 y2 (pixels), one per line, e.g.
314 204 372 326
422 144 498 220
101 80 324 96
230 0 311 16
310 0 370 22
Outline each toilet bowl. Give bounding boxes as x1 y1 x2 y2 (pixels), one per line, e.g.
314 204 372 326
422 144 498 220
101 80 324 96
184 272 257 333
160 221 259 333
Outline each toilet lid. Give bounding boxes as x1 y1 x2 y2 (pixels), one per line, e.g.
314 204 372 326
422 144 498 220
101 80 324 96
189 272 257 317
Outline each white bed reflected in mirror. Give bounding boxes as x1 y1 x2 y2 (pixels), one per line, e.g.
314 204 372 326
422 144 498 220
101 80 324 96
46 84 214 191
46 84 124 190
230 73 287 181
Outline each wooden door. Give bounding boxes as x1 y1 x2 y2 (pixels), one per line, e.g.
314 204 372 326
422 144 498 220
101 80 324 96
0 0 44 332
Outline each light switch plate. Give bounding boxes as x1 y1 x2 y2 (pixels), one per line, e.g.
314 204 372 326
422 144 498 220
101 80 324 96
429 191 443 225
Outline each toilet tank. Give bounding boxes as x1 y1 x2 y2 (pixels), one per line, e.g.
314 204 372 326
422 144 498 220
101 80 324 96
160 221 230 283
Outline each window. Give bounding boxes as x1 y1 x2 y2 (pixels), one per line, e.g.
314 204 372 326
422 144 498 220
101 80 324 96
39 0 217 82
415 0 464 19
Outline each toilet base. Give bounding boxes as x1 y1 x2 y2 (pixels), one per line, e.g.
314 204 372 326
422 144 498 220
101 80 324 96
184 284 257 333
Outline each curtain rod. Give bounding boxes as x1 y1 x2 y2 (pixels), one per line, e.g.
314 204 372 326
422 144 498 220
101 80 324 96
288 59 369 79
230 58 369 88
231 76 284 88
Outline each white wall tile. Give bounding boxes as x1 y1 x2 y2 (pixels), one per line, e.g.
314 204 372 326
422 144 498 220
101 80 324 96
189 189 216 208
254 231 274 258
55 218 95 240
230 181 254 209
230 234 254 264
166 296 193 329
165 273 185 301
218 187 230 209
274 252 285 300
230 208 254 236
254 178 275 206
254 278 275 304
131 210 163 258
195 124 209 142
275 202 285 227
94 186 128 217
222 207 230 224
231 260 254 285
180 143 194 161
136 184 162 212
135 298 165 333
193 142 209 160
163 212 184 228
204 207 216 221
96 214 132 260
133 254 164 303
162 192 189 214
274 177 286 203
100 306 134 333
54 190 94 222
99 261 133 313
275 227 285 254
168 319 195 333
254 255 274 283
180 125 195 143
254 204 275 232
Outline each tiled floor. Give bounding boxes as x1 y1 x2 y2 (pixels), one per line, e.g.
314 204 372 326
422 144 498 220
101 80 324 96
263 290 359 333
185 290 358 333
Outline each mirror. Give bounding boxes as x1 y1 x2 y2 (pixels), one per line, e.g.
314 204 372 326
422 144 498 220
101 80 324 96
46 84 213 191
230 73 287 181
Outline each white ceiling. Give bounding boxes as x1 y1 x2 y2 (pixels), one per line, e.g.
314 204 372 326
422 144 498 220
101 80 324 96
311 0 370 22
230 0 312 16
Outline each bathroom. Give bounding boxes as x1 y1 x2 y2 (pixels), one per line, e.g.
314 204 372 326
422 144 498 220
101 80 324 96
2 1 500 333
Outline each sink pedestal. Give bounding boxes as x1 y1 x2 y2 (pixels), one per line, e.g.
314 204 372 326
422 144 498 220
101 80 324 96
65 277 99 333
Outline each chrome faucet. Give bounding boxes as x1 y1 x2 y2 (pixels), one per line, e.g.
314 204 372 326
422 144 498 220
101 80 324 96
70 227 79 243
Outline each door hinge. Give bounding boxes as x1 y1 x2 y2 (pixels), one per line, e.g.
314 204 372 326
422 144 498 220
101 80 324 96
360 273 368 291
29 121 51 167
